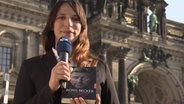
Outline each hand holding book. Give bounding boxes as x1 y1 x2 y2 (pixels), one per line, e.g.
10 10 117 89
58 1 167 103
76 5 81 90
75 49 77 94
70 94 101 104
61 67 97 104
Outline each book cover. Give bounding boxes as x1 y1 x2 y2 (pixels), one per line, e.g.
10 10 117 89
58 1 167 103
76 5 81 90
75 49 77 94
61 67 96 104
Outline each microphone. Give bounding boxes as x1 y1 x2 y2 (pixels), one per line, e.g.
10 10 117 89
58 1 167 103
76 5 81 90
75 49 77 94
56 36 72 89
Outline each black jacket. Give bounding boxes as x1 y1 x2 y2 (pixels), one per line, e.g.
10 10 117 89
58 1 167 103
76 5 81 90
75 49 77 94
13 51 120 104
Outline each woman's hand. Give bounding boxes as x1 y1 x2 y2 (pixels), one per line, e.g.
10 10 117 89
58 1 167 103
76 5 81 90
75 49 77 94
70 94 101 104
49 61 73 93
95 94 101 104
70 97 86 104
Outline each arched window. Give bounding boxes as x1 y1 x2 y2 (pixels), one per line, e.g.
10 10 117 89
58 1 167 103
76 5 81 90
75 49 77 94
0 46 12 72
0 32 15 72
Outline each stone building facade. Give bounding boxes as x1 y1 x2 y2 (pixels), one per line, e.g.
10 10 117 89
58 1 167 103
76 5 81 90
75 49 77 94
0 0 48 103
0 0 184 104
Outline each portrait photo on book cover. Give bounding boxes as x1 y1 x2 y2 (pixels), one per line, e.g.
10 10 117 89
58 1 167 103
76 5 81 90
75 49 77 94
63 67 96 100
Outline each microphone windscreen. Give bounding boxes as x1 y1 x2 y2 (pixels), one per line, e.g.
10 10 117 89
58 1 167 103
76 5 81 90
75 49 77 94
57 36 72 55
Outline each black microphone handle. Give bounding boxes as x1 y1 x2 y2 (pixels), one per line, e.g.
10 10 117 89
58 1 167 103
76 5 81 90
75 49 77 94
59 52 69 63
59 52 69 89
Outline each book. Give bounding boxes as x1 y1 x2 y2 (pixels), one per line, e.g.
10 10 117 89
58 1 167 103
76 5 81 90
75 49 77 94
61 67 96 104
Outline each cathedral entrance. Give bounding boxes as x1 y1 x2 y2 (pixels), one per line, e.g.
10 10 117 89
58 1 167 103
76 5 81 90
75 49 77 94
129 63 184 104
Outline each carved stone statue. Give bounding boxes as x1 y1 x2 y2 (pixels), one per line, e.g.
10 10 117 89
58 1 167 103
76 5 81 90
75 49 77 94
141 46 172 68
149 9 158 33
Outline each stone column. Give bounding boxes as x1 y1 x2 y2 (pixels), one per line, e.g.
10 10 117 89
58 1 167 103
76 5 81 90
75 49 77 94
116 47 130 104
156 2 167 40
84 3 89 17
137 1 148 34
25 30 39 59
118 58 128 104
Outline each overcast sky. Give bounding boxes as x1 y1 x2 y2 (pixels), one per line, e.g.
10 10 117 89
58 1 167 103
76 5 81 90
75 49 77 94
165 0 184 23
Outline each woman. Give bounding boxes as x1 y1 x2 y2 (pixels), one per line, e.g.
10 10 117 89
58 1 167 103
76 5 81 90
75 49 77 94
13 0 120 104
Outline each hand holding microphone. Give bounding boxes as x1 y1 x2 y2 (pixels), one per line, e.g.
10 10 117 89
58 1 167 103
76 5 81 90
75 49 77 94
56 36 72 89
49 36 72 93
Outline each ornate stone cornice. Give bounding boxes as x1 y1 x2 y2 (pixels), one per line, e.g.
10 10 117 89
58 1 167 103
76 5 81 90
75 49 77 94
166 20 184 39
88 15 137 47
89 15 137 34
90 42 110 55
0 0 48 13
107 46 130 60
0 0 48 32
128 36 184 64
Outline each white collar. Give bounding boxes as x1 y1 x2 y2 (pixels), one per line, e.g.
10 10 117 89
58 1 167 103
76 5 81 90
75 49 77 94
52 47 77 67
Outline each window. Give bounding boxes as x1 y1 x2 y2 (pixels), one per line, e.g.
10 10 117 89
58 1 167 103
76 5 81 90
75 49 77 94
0 46 12 72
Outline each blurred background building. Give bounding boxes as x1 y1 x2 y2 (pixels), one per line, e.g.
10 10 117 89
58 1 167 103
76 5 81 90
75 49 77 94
0 0 183 104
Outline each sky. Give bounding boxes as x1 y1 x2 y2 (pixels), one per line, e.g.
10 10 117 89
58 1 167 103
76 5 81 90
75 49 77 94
165 0 184 23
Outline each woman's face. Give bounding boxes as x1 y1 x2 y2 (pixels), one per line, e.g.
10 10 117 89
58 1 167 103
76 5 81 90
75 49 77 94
54 3 82 43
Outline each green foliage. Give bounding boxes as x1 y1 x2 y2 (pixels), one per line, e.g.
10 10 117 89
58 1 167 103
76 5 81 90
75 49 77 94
128 75 139 88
